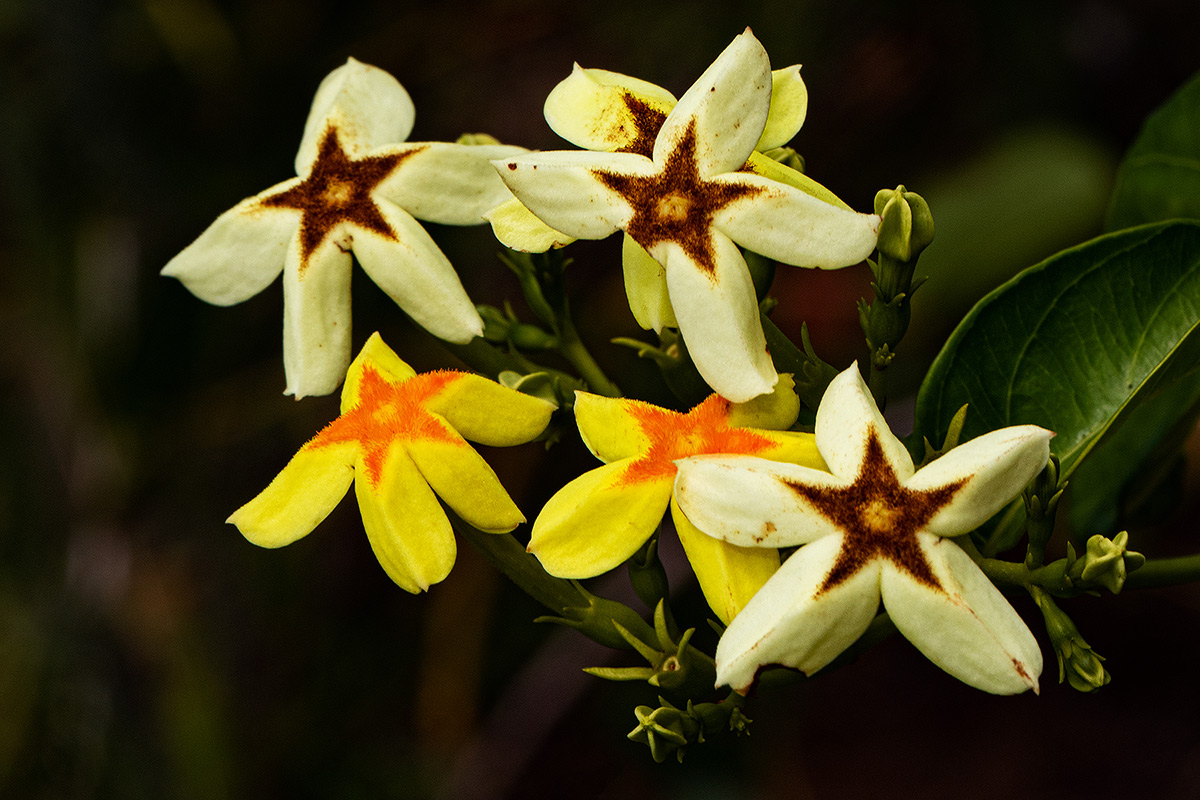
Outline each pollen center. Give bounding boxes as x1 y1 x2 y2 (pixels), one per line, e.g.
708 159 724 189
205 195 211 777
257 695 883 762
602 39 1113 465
655 193 691 222
862 498 900 533
323 179 355 207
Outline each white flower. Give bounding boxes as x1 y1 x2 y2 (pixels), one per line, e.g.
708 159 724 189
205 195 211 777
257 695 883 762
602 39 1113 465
673 364 1051 694
492 30 880 403
162 58 524 398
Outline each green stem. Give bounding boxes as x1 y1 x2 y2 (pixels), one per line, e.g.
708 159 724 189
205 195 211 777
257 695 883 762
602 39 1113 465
557 313 622 397
452 519 582 613
1125 554 1200 589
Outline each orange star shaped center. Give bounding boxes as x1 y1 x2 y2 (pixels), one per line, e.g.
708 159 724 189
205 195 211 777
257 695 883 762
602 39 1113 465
305 365 463 487
259 128 424 275
591 120 763 278
617 394 775 486
784 430 967 596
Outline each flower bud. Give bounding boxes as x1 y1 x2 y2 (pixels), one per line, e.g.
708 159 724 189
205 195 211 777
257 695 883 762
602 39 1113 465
873 185 934 264
1077 531 1145 595
1033 588 1111 692
628 700 699 763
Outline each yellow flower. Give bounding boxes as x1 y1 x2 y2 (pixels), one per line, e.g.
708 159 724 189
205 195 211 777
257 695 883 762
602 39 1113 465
228 333 555 592
529 376 823 623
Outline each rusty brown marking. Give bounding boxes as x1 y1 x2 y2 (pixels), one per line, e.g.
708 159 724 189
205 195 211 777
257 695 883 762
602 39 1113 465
613 93 668 159
259 128 424 276
783 429 966 596
592 120 762 278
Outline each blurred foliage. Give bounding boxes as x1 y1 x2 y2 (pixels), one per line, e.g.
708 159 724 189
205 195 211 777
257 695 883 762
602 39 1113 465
3 1 1200 798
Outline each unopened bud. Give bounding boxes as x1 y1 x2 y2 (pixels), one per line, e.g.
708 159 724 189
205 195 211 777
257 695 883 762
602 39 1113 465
1033 588 1111 692
1077 531 1145 594
874 185 934 264
628 700 699 763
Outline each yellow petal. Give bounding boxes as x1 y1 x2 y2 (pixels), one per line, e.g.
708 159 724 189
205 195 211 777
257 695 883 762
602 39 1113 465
622 234 676 332
726 373 800 430
355 443 456 593
484 197 576 253
573 392 654 464
228 442 356 548
756 65 808 151
753 428 827 469
745 151 851 210
670 497 779 625
529 461 671 578
341 332 417 413
543 64 676 152
406 429 525 533
426 373 555 446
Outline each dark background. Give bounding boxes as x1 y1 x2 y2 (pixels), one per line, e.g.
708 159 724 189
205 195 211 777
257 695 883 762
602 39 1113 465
3 0 1200 797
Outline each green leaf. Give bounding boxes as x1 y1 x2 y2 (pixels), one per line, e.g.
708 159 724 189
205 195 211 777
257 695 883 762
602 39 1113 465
914 221 1200 486
1108 70 1200 230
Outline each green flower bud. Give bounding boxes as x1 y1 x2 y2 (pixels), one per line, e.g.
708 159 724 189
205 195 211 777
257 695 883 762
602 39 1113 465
455 132 502 146
628 535 670 610
1032 587 1111 692
760 145 805 172
628 700 699 763
1077 531 1145 595
508 322 557 350
477 305 513 343
874 185 934 264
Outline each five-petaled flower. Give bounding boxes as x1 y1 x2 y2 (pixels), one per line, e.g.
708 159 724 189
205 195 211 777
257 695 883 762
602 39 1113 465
228 333 555 592
673 364 1052 694
162 58 524 398
529 376 824 624
492 30 880 402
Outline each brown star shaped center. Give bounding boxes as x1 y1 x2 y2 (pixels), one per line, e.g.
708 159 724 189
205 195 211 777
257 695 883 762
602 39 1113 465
259 127 424 275
783 428 967 596
591 120 763 278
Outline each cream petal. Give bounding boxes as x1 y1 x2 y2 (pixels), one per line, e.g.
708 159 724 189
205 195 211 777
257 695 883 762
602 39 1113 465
622 235 676 332
670 497 779 626
713 173 880 269
227 442 356 548
493 151 647 238
161 189 296 305
673 455 848 548
654 29 771 178
659 235 777 403
910 425 1053 538
406 429 525 533
296 58 415 174
756 65 808 151
351 197 484 344
715 534 882 692
374 142 528 225
281 232 354 399
528 462 672 579
355 444 456 593
544 64 676 151
882 534 1042 695
484 198 576 252
815 364 915 481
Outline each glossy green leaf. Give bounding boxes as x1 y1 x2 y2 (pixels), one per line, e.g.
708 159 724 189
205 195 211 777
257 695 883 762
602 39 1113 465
915 221 1200 488
1108 70 1200 230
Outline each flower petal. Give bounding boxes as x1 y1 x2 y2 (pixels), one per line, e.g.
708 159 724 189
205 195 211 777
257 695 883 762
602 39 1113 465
227 442 356 548
673 455 846 548
670 497 779 625
374 142 528 225
493 151 647 238
882 533 1042 694
161 190 295 305
756 65 808 151
714 173 880 269
281 232 354 399
484 198 576 252
715 534 882 692
745 151 851 209
528 463 671 578
909 425 1053 537
406 427 525 533
573 392 654 464
726 373 800 430
544 64 676 151
655 29 771 178
659 234 777 403
425 374 555 446
340 332 418 414
352 197 484 344
355 444 456 592
815 364 914 481
622 235 676 331
296 58 415 174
